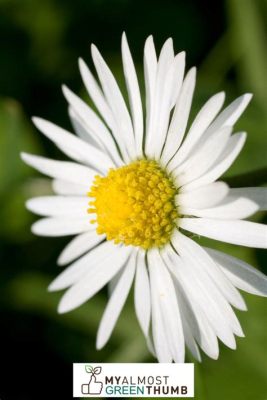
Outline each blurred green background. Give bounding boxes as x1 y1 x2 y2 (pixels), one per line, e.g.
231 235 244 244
0 0 266 399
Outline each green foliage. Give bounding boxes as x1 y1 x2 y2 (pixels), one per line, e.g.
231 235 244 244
227 0 267 109
0 99 42 240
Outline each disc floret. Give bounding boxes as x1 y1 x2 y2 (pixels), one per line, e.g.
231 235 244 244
88 160 178 249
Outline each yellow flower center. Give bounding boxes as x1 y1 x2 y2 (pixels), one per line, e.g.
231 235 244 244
88 159 178 249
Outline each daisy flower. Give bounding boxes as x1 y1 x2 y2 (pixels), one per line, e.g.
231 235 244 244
22 34 267 363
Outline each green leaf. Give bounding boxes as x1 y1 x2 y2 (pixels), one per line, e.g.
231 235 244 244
93 366 102 375
0 98 40 195
227 0 267 109
85 365 93 373
0 98 42 240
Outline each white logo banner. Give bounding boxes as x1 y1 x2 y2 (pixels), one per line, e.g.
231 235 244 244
73 363 194 398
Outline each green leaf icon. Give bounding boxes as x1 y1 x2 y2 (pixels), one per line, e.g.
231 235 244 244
93 367 102 375
85 365 93 373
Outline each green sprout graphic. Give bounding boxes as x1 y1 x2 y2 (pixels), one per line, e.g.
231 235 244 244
85 365 102 376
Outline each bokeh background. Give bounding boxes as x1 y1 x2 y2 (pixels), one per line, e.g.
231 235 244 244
0 0 266 399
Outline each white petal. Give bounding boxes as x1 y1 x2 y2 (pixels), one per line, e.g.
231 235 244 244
179 218 267 248
21 153 97 186
161 67 196 165
57 230 105 266
108 269 124 297
69 107 102 149
205 247 267 297
170 51 186 109
173 286 202 361
65 89 109 146
52 179 88 196
173 232 246 311
172 232 244 334
63 86 122 166
168 244 237 348
172 126 232 185
168 92 225 170
49 240 116 291
148 249 185 362
32 117 113 173
121 33 144 158
161 247 219 359
96 250 137 349
134 250 151 337
148 262 172 363
182 132 246 191
78 57 117 132
146 38 174 159
229 188 267 211
193 94 252 155
153 69 176 159
26 196 89 217
32 216 92 237
177 181 229 210
91 44 135 162
144 36 157 157
154 53 185 158
181 317 202 362
206 93 252 134
183 197 259 219
146 336 157 358
58 245 132 313
178 293 219 360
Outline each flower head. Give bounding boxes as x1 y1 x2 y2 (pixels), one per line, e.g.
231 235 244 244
22 33 267 362
88 159 178 248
